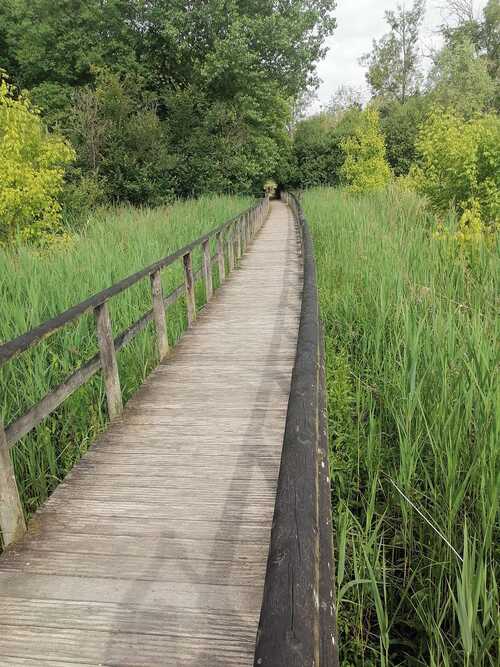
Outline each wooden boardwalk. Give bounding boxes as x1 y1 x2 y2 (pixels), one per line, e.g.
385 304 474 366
0 201 302 666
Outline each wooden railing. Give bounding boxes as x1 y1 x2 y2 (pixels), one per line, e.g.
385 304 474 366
254 192 339 666
0 196 270 547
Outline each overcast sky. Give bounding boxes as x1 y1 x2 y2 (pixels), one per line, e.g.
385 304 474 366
310 0 488 112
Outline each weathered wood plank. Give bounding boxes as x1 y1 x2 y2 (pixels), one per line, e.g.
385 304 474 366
0 426 26 547
202 238 214 301
94 302 123 419
0 572 263 613
150 269 169 359
183 251 196 326
217 230 226 282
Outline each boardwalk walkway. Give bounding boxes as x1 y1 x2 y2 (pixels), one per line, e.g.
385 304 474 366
0 201 302 666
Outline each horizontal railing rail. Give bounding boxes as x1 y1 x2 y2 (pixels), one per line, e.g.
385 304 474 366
0 196 270 547
254 192 339 666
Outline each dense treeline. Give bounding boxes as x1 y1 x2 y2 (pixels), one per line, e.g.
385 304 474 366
0 0 336 237
292 0 499 233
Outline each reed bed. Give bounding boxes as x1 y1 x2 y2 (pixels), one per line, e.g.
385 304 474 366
303 187 499 666
0 194 251 531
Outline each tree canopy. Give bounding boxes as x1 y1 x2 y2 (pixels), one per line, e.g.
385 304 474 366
0 0 337 208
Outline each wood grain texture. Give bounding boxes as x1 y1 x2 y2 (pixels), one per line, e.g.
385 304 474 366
94 301 123 420
183 250 197 327
0 427 26 547
254 192 339 667
0 200 301 666
150 269 169 359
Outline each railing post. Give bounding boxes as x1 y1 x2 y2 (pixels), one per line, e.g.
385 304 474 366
95 302 123 420
216 231 226 283
150 270 169 360
245 212 251 247
202 239 213 301
236 219 242 261
0 426 26 547
183 251 196 326
228 227 235 272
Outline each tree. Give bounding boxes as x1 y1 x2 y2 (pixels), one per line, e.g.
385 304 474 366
412 108 500 226
427 37 495 116
325 85 363 117
361 0 426 103
378 95 430 175
0 1 338 205
340 108 392 192
0 75 74 244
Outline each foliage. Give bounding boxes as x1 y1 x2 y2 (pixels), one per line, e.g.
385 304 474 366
340 109 392 192
360 0 425 103
68 70 174 206
378 95 430 176
291 113 345 188
0 0 338 209
0 194 251 523
304 186 499 666
0 75 74 245
427 37 496 117
412 109 500 228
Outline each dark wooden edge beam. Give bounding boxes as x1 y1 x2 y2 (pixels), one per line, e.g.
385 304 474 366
254 193 339 667
0 202 261 366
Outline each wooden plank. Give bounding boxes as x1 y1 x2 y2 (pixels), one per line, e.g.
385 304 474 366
0 426 26 547
217 230 226 282
29 513 272 543
0 596 256 636
0 551 269 587
0 572 264 613
183 251 196 326
9 533 268 561
150 269 169 359
0 624 255 667
202 239 213 301
254 195 322 667
228 227 235 271
236 219 242 260
318 326 340 666
94 302 123 419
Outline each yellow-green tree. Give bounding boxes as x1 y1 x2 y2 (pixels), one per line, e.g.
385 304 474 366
0 75 74 244
340 109 392 192
412 109 500 228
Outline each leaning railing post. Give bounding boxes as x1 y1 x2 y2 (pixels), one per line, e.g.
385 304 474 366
202 239 213 301
150 269 169 360
0 425 26 547
216 231 226 283
95 302 123 420
183 251 196 326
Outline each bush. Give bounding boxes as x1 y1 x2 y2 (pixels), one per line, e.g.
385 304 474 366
340 109 392 192
292 113 345 188
68 70 175 207
379 96 429 176
412 109 500 227
0 74 75 245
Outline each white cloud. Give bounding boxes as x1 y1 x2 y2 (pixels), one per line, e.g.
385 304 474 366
309 0 488 113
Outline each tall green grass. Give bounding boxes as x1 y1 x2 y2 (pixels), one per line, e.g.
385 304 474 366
303 187 499 666
0 194 251 535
